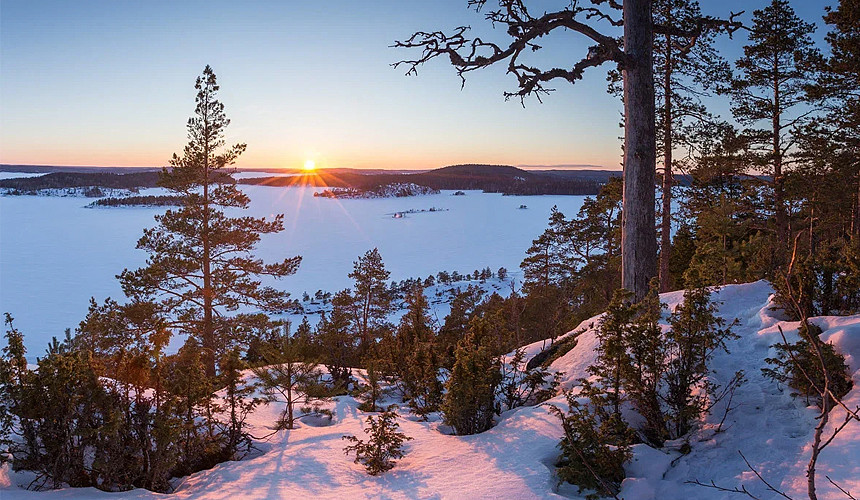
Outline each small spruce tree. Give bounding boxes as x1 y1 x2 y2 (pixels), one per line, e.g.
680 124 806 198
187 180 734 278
342 405 412 475
441 323 501 435
549 389 634 500
252 327 323 430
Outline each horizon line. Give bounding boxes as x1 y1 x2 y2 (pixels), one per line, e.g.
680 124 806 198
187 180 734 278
0 162 621 172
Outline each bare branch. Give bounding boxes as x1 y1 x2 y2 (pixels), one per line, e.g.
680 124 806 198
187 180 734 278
393 1 625 100
826 476 858 500
687 451 794 499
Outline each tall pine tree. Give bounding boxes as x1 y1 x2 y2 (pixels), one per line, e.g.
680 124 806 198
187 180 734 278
721 0 822 269
119 66 301 376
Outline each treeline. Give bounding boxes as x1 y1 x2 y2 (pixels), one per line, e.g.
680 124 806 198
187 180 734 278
88 195 185 207
300 266 505 306
240 164 607 195
313 182 440 199
0 171 161 191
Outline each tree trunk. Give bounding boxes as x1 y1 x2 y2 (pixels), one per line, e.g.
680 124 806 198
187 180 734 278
773 55 787 263
659 29 673 293
622 0 658 301
202 86 216 378
854 169 860 239
202 143 215 377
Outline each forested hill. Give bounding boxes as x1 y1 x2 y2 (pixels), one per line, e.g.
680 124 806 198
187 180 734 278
0 164 632 195
240 164 620 195
0 171 162 190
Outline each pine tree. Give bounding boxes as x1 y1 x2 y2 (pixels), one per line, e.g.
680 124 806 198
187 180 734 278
0 314 27 465
252 327 323 430
315 290 357 389
520 207 576 292
441 324 501 435
348 248 392 355
437 284 484 367
681 124 759 286
721 0 822 266
520 207 578 343
652 0 728 292
566 177 623 319
119 65 301 376
819 0 860 240
664 284 737 437
395 1 741 300
342 406 412 475
218 349 262 460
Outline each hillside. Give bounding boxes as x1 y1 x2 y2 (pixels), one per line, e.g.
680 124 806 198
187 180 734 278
0 171 162 191
2 281 857 499
240 164 609 195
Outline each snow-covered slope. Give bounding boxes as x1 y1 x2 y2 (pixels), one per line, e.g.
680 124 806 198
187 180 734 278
2 281 859 499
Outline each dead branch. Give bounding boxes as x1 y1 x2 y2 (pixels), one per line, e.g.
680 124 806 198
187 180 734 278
686 479 764 499
393 2 625 101
394 1 743 102
826 476 858 500
687 450 793 499
739 451 794 499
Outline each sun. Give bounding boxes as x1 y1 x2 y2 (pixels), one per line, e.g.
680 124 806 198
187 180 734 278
303 159 316 171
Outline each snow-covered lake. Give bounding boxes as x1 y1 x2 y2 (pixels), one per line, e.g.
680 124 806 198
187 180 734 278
0 184 585 354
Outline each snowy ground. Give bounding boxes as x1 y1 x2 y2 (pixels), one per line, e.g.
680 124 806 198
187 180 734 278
0 185 585 356
2 281 858 499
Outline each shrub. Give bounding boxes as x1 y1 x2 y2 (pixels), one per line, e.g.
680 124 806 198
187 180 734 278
763 322 853 407
342 406 412 475
549 389 633 500
441 328 501 435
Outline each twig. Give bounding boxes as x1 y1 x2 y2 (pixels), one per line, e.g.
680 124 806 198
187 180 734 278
826 475 857 500
738 451 793 499
685 478 762 499
686 450 794 499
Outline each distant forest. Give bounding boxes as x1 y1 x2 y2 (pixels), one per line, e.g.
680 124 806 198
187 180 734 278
88 195 184 207
241 164 624 195
0 164 637 196
0 171 161 191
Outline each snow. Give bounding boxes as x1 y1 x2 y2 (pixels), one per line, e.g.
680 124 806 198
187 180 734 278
0 185 585 355
1 280 859 499
0 172 46 180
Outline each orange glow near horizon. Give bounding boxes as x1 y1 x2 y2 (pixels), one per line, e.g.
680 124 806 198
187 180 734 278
0 148 620 172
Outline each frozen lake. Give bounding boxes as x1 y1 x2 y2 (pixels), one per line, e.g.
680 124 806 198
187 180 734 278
0 184 586 354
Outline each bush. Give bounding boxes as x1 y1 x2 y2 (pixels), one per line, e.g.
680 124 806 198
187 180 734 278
441 328 501 435
763 322 853 407
498 348 562 412
342 406 412 475
549 389 633 499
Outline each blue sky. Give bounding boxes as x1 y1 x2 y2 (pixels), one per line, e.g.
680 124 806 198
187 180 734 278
0 0 835 170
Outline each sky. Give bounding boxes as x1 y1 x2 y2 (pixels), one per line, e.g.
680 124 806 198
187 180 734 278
0 0 836 171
